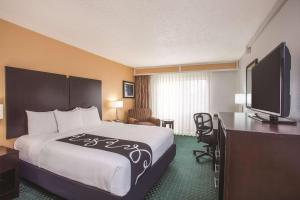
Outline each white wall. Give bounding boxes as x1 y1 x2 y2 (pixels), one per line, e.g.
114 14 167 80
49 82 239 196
210 70 239 114
239 0 300 121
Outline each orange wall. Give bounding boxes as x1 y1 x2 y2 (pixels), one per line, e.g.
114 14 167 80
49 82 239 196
0 19 134 147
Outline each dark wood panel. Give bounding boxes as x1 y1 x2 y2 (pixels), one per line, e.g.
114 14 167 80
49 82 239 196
5 67 69 139
0 147 19 199
218 112 300 200
220 112 300 135
69 76 102 119
227 132 300 200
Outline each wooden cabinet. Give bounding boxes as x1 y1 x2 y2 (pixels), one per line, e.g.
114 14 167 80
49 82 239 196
218 112 300 200
0 146 19 199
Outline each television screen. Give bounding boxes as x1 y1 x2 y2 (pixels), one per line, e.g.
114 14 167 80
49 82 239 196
252 47 281 114
246 42 291 117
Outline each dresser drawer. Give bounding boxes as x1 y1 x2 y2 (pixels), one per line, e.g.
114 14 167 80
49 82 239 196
214 176 219 188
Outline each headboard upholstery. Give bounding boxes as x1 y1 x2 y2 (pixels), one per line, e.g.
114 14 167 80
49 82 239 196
5 66 102 139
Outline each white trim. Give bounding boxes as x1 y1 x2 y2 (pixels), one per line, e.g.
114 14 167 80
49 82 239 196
134 68 238 76
134 60 237 70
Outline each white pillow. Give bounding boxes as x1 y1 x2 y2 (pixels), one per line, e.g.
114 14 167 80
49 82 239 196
79 106 101 127
54 109 83 133
26 110 58 135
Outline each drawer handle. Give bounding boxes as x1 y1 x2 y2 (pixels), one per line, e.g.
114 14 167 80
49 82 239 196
214 177 219 188
215 164 220 173
215 150 220 158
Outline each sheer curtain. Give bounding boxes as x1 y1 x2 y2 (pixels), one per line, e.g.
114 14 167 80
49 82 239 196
150 72 210 136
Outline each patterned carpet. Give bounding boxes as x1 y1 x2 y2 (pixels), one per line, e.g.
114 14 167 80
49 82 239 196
15 135 217 200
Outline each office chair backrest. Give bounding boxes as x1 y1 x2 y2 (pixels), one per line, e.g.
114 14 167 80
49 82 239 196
193 113 213 136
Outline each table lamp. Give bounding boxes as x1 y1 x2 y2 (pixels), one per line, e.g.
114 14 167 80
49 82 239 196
111 100 123 121
235 93 245 112
0 104 3 119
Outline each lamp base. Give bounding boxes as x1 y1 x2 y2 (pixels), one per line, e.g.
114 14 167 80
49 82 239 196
248 113 296 125
115 108 120 121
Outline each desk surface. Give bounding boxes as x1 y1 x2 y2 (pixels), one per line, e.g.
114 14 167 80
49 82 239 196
219 112 300 136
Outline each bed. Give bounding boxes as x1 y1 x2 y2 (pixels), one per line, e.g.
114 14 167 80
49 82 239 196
5 66 176 200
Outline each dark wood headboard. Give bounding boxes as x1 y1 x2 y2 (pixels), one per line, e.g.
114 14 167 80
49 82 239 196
69 76 102 118
5 66 102 139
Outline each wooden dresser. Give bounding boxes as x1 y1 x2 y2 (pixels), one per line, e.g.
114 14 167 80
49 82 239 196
217 112 300 200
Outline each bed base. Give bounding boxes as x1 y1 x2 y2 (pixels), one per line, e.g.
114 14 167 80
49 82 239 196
19 144 176 200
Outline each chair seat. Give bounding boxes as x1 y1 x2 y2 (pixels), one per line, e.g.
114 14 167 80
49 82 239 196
136 121 156 126
199 133 216 144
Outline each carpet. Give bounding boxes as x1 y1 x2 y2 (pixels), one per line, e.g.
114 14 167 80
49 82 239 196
15 135 217 200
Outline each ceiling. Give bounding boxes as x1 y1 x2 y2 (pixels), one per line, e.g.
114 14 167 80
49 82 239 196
0 0 277 67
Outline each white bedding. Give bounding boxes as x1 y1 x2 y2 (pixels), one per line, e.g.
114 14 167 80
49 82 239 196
14 121 174 196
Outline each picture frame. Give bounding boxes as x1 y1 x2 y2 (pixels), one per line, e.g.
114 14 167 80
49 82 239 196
123 81 135 98
246 58 258 108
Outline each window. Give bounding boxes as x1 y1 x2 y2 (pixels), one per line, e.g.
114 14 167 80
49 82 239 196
150 72 209 135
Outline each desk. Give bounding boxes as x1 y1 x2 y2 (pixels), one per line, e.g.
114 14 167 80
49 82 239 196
217 112 300 200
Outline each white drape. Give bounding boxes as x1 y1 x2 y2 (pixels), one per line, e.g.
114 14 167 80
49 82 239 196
150 72 210 136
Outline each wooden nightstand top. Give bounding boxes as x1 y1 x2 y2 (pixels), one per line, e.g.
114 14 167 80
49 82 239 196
105 120 125 123
0 146 18 157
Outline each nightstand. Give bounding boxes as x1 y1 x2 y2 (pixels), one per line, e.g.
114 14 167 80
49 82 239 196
106 120 125 123
0 146 19 199
161 119 174 129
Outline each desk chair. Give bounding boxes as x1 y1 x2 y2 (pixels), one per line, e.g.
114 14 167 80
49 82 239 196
193 113 217 168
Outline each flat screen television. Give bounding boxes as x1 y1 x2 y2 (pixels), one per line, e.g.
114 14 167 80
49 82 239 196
246 42 292 123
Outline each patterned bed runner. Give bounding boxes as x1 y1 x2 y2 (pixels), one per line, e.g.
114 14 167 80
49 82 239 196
57 133 152 185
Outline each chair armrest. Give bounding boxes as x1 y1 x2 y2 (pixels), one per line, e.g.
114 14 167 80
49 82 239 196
149 117 160 126
128 117 139 124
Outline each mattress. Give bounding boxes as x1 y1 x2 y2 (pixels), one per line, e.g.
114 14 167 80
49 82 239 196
14 121 174 197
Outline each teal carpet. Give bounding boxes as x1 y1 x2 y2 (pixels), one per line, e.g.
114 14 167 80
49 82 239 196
16 136 217 200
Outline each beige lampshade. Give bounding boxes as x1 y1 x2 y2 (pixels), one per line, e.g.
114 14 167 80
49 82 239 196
235 93 245 105
0 104 3 119
111 100 123 109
